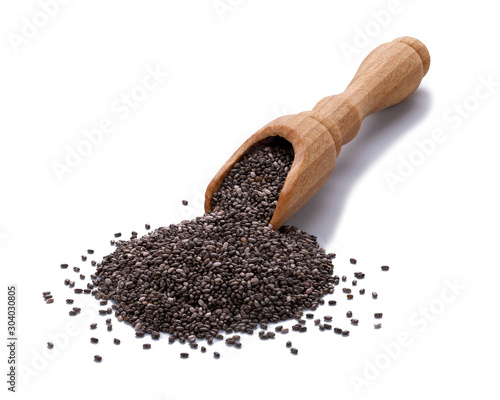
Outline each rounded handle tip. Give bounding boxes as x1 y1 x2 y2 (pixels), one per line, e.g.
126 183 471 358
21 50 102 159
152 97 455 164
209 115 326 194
393 36 430 76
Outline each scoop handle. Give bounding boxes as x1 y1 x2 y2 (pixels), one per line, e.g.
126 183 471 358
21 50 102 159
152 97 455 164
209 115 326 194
313 36 430 145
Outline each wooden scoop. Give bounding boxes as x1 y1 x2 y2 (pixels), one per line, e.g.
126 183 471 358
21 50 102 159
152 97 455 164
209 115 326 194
205 36 430 229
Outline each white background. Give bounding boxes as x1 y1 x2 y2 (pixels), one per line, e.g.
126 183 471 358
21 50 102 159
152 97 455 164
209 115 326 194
1 1 499 399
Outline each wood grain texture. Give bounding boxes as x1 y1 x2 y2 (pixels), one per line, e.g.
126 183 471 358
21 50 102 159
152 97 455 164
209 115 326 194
205 36 430 229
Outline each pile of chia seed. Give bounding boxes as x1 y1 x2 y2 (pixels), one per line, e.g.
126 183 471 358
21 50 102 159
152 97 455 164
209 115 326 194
94 143 335 342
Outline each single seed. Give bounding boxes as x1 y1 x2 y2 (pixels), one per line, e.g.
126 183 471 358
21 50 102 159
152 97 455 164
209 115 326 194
80 274 85 280
213 352 220 359
374 323 382 329
342 330 350 336
275 325 283 332
280 328 289 334
90 337 98 343
143 343 151 349
351 318 359 325
352 279 357 286
346 311 352 318
350 258 357 264
46 298 54 304
342 275 347 282
372 292 378 299
60 264 68 269
324 324 332 330
114 338 121 344
182 200 188 206
66 299 74 304
94 355 102 362
47 342 54 349
81 255 87 261
286 341 292 348
305 313 314 319
374 313 383 318
324 315 332 321
106 318 111 324
314 319 321 325
145 224 150 230
359 288 365 295
290 348 298 355
107 324 113 331
347 294 354 300
381 265 389 271
90 323 97 329
343 288 352 293
334 328 342 334
73 267 80 272
328 300 337 306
